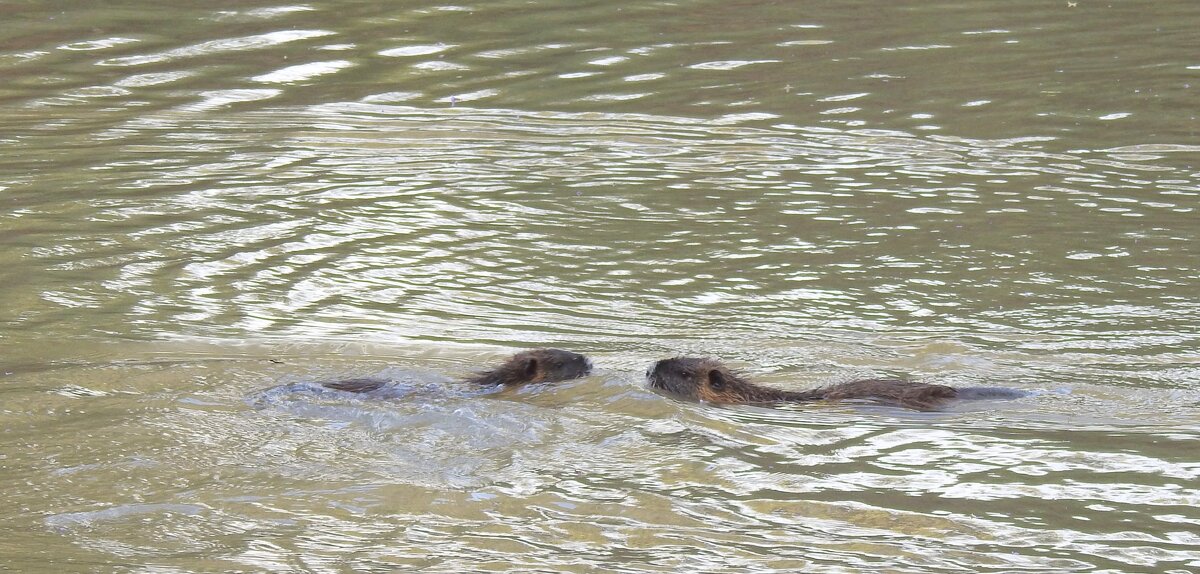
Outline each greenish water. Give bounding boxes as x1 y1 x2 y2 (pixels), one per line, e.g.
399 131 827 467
2 1 1198 572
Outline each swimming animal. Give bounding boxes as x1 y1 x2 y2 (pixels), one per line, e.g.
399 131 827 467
648 356 1026 410
324 348 592 393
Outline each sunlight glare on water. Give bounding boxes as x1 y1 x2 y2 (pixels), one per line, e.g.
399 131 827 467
1 0 1199 572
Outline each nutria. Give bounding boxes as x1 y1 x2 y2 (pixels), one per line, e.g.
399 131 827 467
647 356 1026 410
323 348 592 393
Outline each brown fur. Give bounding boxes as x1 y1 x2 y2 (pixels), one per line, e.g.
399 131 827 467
464 348 592 386
648 356 960 410
324 348 592 393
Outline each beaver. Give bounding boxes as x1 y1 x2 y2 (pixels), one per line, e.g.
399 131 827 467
323 348 592 393
647 356 1026 410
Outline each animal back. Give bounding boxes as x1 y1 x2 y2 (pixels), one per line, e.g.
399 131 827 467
821 378 957 410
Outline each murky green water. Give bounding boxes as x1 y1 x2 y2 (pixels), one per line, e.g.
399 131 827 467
3 0 1199 572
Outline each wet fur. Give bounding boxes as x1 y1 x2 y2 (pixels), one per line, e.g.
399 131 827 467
323 348 592 393
648 356 1024 411
463 348 592 386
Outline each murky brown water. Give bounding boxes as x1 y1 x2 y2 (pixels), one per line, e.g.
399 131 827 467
3 0 1199 572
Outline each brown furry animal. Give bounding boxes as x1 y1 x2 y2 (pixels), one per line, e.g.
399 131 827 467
324 348 592 393
463 348 593 386
647 356 1023 410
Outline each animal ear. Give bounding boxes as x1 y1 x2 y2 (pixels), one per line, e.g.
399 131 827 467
708 369 726 390
524 358 539 378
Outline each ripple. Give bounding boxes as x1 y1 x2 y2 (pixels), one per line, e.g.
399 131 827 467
252 60 354 83
47 503 206 531
4 1 1200 571
588 55 629 66
58 37 141 52
97 30 336 66
688 59 781 70
378 44 456 57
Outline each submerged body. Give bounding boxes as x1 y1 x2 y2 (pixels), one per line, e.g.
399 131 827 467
324 348 592 393
648 356 1026 410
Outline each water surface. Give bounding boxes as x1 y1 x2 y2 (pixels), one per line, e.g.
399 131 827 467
2 0 1199 572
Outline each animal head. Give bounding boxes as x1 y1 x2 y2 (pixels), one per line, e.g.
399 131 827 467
470 348 592 386
647 356 750 403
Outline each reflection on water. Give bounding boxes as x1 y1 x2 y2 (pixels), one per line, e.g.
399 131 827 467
4 345 1199 572
9 102 1199 354
2 0 1199 571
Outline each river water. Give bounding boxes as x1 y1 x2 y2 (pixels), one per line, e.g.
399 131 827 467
2 1 1199 572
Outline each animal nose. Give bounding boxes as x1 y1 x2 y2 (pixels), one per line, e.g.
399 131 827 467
646 360 664 377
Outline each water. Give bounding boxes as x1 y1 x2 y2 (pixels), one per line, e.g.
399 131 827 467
3 0 1199 572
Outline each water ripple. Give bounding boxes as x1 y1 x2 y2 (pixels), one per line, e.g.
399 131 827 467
3 1 1199 571
97 30 337 67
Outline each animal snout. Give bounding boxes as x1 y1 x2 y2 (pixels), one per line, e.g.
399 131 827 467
646 359 667 378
